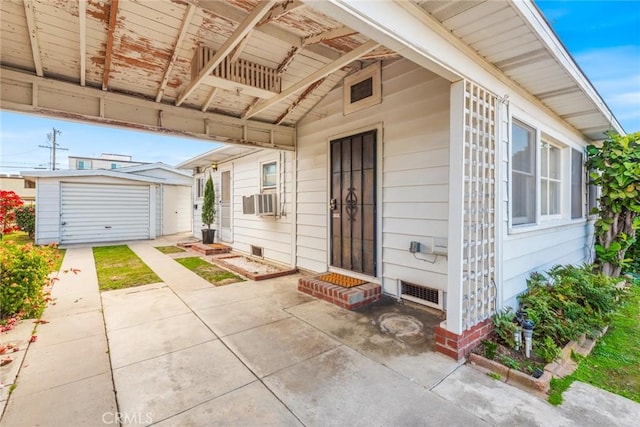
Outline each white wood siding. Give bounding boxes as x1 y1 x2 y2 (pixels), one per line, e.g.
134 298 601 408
297 59 451 294
191 152 294 267
501 223 593 307
227 151 293 266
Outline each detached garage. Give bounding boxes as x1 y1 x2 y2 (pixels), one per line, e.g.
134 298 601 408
23 164 192 245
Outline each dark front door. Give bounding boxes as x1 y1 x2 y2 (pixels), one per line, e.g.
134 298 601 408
330 130 377 276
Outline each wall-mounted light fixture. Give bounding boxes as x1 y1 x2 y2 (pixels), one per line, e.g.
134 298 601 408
211 163 218 171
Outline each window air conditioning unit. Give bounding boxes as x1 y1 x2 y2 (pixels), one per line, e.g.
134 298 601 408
254 193 276 216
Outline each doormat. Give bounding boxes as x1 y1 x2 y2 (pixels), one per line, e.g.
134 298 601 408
317 273 367 288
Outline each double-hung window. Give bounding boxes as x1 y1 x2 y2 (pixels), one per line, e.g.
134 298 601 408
510 118 586 229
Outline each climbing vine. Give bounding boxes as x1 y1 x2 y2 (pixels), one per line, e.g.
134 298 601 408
586 131 640 277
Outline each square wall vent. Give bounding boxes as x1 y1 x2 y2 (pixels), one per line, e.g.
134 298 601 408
400 281 443 310
251 245 264 258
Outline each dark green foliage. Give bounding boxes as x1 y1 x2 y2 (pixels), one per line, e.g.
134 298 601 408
481 339 498 360
534 336 561 363
492 308 517 348
201 176 216 229
518 264 621 347
586 132 640 277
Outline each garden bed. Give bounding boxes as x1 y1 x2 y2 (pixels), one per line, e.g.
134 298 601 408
211 255 297 281
469 330 603 395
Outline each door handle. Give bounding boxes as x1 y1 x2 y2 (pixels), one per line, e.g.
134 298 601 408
329 198 337 211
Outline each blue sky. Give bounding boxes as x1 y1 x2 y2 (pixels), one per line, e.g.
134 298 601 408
1 1 638 174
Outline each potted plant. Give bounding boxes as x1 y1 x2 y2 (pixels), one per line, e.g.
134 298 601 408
201 175 216 244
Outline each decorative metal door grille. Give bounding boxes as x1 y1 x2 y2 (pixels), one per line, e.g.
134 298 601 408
461 81 497 330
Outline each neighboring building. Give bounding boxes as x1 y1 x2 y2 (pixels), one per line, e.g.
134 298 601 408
22 163 192 245
69 153 146 170
0 174 36 204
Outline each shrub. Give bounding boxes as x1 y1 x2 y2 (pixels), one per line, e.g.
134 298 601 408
201 176 215 229
0 190 24 235
14 205 35 237
0 240 59 319
586 131 640 277
492 308 517 348
518 264 621 347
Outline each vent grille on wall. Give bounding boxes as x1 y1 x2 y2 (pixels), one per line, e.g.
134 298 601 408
242 195 255 214
400 281 443 310
251 245 264 258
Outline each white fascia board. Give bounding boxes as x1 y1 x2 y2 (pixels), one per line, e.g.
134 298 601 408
117 162 192 177
309 0 620 141
20 170 165 184
511 1 624 135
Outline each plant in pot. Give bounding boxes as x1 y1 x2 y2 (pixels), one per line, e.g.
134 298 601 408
201 176 216 244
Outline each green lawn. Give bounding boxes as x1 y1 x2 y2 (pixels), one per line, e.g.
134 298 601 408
93 245 161 291
549 283 640 404
1 231 32 245
155 245 186 254
175 257 242 286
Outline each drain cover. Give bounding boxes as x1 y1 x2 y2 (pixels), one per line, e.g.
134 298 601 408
378 313 424 338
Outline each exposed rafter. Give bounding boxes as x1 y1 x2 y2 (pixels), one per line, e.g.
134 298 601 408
79 0 87 86
201 87 218 112
276 46 299 76
156 3 196 102
102 0 119 91
176 0 277 107
228 33 251 63
23 0 43 77
191 0 341 62
257 0 303 26
303 26 358 46
244 40 379 119
274 77 326 125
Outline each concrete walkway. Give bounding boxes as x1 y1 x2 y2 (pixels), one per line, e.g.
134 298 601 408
2 239 639 426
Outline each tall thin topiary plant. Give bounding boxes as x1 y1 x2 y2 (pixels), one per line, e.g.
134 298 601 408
201 175 216 243
586 131 640 277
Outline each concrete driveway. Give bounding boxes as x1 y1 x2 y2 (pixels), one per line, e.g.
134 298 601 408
1 238 638 426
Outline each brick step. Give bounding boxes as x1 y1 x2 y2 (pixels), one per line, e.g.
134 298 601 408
190 243 231 255
298 275 381 310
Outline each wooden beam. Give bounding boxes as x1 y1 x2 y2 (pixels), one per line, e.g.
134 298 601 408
257 0 303 26
156 3 196 102
201 87 218 112
79 0 87 86
274 77 326 125
176 0 277 107
23 0 43 77
244 40 378 119
228 33 251 63
102 0 119 91
0 67 296 150
303 26 358 46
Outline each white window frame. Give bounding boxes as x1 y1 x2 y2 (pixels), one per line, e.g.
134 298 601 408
195 176 204 199
540 139 563 221
78 160 91 170
260 161 277 191
508 116 586 234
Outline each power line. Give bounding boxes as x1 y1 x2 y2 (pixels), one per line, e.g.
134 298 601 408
39 128 68 170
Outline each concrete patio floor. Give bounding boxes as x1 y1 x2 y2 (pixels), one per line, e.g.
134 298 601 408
1 236 639 426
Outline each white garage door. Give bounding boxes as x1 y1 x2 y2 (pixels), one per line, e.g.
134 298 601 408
61 183 150 244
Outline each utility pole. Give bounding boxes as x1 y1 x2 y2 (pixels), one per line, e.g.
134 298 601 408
39 128 68 170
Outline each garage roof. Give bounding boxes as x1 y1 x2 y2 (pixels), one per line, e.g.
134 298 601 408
0 0 622 144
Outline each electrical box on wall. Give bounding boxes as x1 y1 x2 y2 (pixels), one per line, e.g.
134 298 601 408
409 241 421 253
